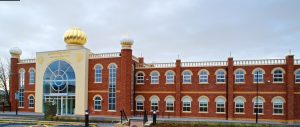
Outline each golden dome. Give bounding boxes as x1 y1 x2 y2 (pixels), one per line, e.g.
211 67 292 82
120 35 134 49
64 27 87 45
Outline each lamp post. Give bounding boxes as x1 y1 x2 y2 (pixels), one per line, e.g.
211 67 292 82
14 91 19 115
255 71 258 124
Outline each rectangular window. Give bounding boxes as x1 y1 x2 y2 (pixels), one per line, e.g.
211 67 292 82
151 76 159 84
273 103 283 115
136 101 144 111
273 74 283 82
166 101 174 112
151 101 158 111
235 102 244 113
182 102 191 112
166 75 174 84
199 102 208 112
29 97 34 108
216 75 225 83
29 71 35 84
253 102 263 114
183 76 191 83
136 75 144 84
19 71 25 108
216 102 225 113
296 73 300 83
95 68 102 83
94 100 101 110
199 75 208 83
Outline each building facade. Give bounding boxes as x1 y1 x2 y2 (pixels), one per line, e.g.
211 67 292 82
9 27 300 123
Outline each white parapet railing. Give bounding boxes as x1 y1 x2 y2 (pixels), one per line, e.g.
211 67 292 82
136 63 176 68
295 59 300 65
19 59 36 64
89 52 121 59
234 59 286 66
181 61 227 67
132 56 139 62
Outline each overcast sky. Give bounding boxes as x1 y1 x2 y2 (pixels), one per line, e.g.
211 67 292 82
0 0 299 63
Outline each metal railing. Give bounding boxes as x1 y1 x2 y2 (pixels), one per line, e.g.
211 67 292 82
89 52 121 59
234 59 286 66
294 59 300 65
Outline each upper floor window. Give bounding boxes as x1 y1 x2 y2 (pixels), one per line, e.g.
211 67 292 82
135 95 145 111
253 68 264 83
295 70 300 83
215 96 226 113
94 96 102 111
165 71 175 84
234 96 246 114
136 72 145 84
182 96 192 112
272 97 285 115
94 64 102 83
182 70 192 84
150 95 159 111
235 69 245 83
199 70 209 84
272 68 284 83
215 69 226 83
198 96 209 113
29 68 35 84
28 95 34 108
165 96 175 112
253 96 265 114
150 71 159 84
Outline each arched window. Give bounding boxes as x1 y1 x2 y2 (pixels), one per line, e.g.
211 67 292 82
165 71 175 84
136 72 145 84
165 96 175 112
199 70 209 84
135 95 145 111
215 96 226 113
150 95 159 111
94 96 102 111
29 68 35 84
295 70 300 83
19 69 25 108
272 69 284 83
150 71 159 84
182 70 192 84
182 96 192 112
253 68 264 83
94 64 102 83
198 96 209 113
234 96 246 114
252 96 265 114
235 69 245 83
28 95 34 108
216 69 226 83
272 97 285 115
108 64 117 111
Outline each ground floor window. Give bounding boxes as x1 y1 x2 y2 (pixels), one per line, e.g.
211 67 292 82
235 102 244 113
199 101 208 112
166 101 174 112
136 101 144 111
94 96 102 111
151 101 158 111
28 96 34 108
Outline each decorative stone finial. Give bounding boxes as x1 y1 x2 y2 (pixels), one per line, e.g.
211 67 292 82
9 47 22 58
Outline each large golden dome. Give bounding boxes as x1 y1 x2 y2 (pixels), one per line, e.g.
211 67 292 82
64 27 87 45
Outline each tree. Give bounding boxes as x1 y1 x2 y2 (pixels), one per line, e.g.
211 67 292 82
0 58 10 105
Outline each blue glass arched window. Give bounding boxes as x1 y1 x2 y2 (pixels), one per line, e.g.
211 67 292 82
43 60 75 94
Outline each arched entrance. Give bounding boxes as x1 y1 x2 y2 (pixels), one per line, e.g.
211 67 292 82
43 60 75 115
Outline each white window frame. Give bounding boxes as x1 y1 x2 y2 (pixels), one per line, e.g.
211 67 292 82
136 101 144 111
273 98 284 115
29 69 35 85
151 72 159 84
182 101 191 112
253 69 264 83
166 100 174 112
199 70 208 84
235 70 245 84
166 71 175 84
94 65 102 83
19 69 25 108
94 96 102 111
199 99 208 113
151 101 158 111
295 70 300 83
273 70 283 83
253 98 264 115
216 70 226 83
182 71 192 84
136 73 145 84
28 96 34 108
235 100 244 114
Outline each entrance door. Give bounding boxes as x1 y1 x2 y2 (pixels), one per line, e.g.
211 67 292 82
53 96 74 116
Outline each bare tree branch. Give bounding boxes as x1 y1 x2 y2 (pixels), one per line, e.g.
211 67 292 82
0 58 10 105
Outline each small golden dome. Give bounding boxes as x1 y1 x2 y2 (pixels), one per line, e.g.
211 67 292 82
120 35 134 49
64 27 87 45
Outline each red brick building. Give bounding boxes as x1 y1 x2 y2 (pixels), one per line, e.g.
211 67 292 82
9 27 300 123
